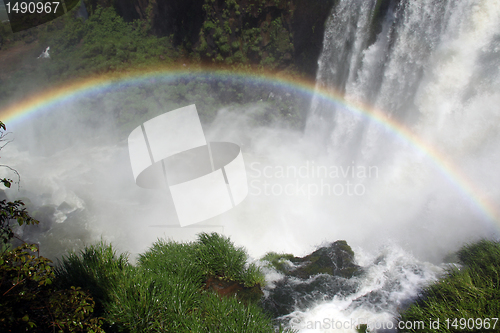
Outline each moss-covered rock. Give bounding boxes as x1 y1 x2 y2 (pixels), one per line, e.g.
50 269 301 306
260 240 362 318
278 240 362 279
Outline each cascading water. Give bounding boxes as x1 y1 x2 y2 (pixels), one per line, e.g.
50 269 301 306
286 0 500 331
1 0 500 331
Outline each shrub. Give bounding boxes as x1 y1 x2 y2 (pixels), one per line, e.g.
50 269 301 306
0 243 104 332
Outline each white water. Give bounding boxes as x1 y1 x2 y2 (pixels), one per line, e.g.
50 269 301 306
280 246 442 332
1 0 500 330
294 0 500 331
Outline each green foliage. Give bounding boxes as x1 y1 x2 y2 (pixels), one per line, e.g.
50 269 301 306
0 122 39 245
261 251 294 273
0 200 38 245
0 121 103 331
105 265 202 332
0 243 104 332
48 286 104 332
201 292 276 333
399 240 500 332
58 234 284 332
196 232 247 280
54 241 129 316
196 0 295 69
30 6 178 81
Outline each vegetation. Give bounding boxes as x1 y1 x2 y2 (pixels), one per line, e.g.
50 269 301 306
261 251 295 273
1 205 282 332
197 0 295 69
0 120 288 332
54 241 129 317
399 239 500 333
0 244 104 332
53 233 295 332
0 123 104 332
0 6 309 134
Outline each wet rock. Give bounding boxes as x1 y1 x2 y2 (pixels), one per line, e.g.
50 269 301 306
57 201 73 213
261 240 363 318
262 274 359 318
290 240 362 279
267 240 361 279
31 205 56 232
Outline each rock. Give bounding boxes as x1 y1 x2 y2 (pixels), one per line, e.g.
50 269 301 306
261 240 363 318
31 205 56 232
261 273 359 318
204 275 263 304
289 240 362 279
57 201 73 212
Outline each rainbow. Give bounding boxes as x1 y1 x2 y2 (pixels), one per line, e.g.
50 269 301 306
1 66 499 226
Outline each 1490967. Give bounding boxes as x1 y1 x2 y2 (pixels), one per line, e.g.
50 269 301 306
6 1 60 14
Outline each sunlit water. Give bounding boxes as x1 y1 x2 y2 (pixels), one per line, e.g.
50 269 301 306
1 0 500 331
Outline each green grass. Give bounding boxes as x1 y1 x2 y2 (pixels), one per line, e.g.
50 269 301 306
106 265 203 332
54 241 129 316
399 239 500 332
139 233 266 287
196 231 248 280
201 292 277 333
261 251 295 273
138 238 199 275
54 233 287 332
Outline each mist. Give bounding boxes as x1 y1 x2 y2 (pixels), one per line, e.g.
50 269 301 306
0 0 498 273
1 89 497 265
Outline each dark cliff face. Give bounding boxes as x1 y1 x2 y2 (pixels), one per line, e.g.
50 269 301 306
291 0 336 77
83 0 336 78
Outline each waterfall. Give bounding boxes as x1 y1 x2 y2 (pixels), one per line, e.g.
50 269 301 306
307 0 500 161
289 0 500 331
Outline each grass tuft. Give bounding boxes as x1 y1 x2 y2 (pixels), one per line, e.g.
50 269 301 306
399 239 500 332
52 233 284 332
54 241 129 316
